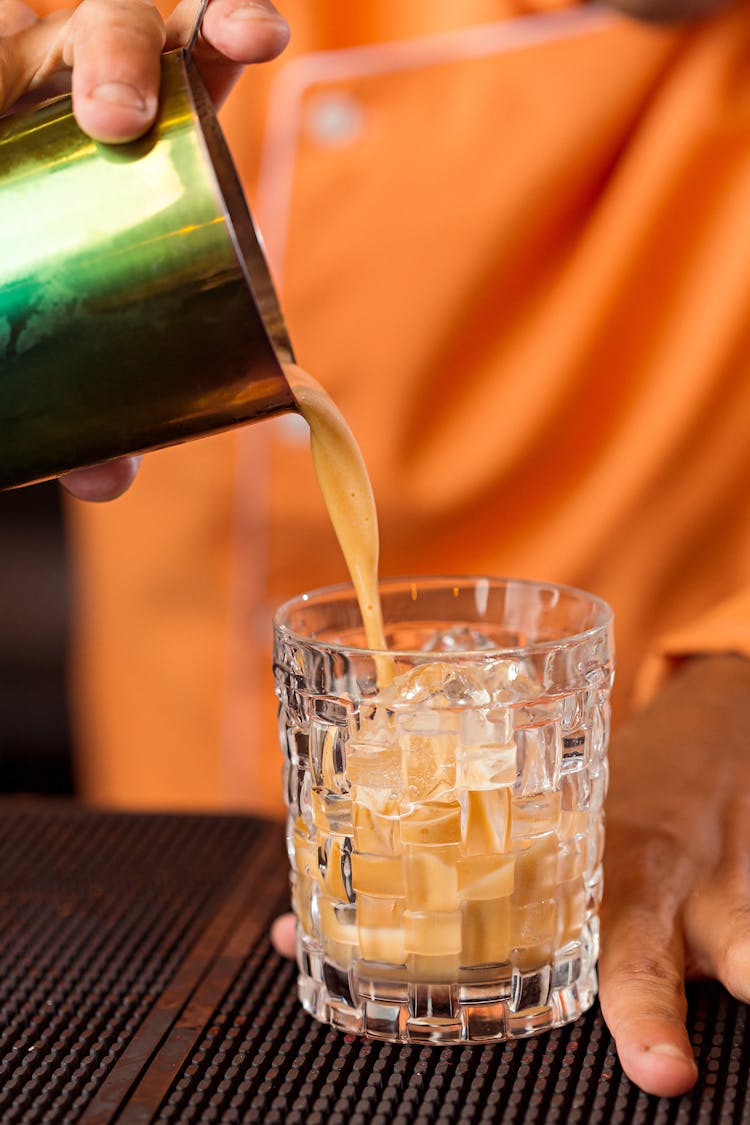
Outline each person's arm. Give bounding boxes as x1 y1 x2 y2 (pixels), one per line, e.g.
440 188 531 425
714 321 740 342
0 0 289 501
597 585 750 1094
599 651 750 1096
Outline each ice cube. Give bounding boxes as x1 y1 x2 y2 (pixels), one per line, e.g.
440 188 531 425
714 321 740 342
400 800 462 845
398 726 457 802
460 706 512 748
292 818 319 880
457 853 515 900
350 701 395 744
458 743 517 790
358 895 406 963
318 895 358 946
485 659 544 704
310 720 350 793
386 661 490 708
292 870 319 938
514 723 562 796
511 791 562 839
347 743 402 792
353 798 401 855
403 910 462 956
556 876 586 947
461 788 512 855
510 899 557 969
512 834 558 902
351 852 406 898
557 833 587 882
319 834 354 903
402 743 435 802
421 625 498 653
461 898 512 965
403 844 460 911
311 789 353 834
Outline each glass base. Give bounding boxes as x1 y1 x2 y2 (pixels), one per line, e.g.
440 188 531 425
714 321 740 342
298 941 597 1045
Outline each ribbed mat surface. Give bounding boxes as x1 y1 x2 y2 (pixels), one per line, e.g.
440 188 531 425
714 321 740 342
0 801 746 1124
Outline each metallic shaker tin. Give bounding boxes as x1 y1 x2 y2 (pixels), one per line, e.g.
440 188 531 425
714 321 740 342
0 48 296 489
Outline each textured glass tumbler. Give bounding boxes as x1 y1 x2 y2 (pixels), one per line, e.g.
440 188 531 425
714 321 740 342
273 577 614 1045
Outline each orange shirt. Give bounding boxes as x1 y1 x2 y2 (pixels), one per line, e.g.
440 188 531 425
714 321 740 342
40 0 749 813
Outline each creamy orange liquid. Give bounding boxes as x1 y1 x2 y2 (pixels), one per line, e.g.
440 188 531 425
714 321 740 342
284 365 582 975
285 364 387 655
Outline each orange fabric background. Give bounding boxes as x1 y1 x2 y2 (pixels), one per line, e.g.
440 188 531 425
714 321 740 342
31 1 750 812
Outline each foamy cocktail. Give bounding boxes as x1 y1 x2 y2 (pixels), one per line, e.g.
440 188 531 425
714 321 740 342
274 577 613 1044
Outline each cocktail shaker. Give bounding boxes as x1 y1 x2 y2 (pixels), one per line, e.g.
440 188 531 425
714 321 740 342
0 35 296 490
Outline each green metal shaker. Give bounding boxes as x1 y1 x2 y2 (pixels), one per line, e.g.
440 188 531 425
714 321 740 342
0 45 296 490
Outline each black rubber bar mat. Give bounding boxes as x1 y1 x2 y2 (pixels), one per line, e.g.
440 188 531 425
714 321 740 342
0 800 747 1124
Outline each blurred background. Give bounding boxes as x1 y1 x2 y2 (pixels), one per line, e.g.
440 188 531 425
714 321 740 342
0 484 74 796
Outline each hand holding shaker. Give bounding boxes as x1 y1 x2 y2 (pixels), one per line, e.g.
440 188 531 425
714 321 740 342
0 2 295 490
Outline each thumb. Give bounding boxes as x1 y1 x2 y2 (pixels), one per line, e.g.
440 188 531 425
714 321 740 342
166 0 290 108
599 829 698 1097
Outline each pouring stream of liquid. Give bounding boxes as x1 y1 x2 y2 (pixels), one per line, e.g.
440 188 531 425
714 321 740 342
285 364 392 682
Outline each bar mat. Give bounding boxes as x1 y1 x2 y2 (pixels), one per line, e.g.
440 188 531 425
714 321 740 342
0 801 747 1124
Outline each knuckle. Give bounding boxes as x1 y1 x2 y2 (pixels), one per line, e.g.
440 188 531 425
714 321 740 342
609 955 685 998
721 937 750 1000
0 0 35 34
604 827 693 912
0 38 18 108
728 901 750 927
607 824 686 872
74 0 165 42
611 954 683 990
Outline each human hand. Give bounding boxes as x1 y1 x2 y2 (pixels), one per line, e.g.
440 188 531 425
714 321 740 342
0 0 289 137
271 653 750 1097
0 0 289 501
599 652 750 1096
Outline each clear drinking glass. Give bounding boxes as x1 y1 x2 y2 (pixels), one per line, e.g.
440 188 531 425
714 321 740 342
273 577 614 1044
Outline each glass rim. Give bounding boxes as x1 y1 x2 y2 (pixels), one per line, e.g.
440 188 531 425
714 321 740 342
273 574 614 659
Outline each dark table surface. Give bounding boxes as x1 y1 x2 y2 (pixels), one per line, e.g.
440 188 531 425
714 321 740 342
0 799 747 1124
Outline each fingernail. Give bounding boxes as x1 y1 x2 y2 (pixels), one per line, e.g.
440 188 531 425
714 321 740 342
648 1043 696 1065
90 82 147 111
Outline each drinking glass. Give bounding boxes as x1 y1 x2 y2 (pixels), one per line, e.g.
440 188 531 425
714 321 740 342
273 576 614 1044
